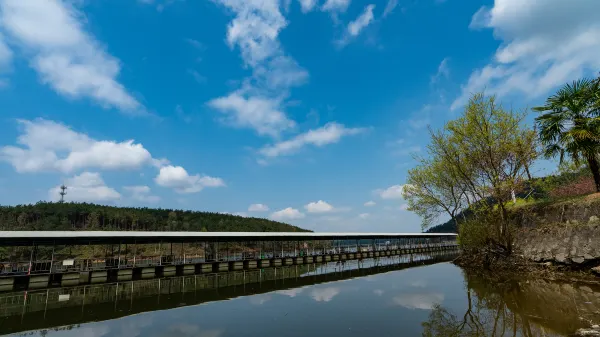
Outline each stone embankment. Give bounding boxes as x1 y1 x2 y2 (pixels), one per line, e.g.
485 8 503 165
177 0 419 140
510 195 600 274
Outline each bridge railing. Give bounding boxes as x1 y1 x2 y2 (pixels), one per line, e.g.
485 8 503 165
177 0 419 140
0 237 458 276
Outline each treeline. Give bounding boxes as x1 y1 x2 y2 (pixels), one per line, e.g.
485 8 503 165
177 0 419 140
0 202 310 232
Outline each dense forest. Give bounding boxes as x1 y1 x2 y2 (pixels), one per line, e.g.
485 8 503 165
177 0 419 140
0 202 310 232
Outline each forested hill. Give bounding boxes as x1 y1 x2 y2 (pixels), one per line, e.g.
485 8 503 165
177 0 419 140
0 202 311 232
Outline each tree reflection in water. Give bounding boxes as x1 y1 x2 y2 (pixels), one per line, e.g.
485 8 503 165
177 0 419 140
421 271 598 337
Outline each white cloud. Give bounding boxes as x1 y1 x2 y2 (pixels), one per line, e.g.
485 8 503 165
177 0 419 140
364 201 376 207
138 0 182 12
348 5 375 37
248 203 269 212
187 69 207 84
1 119 153 173
209 0 308 137
373 289 384 296
275 288 304 297
270 207 305 220
399 203 409 211
392 292 444 310
259 122 366 158
310 287 340 302
0 32 12 69
322 0 350 13
451 0 600 110
359 213 369 219
382 0 398 18
376 184 410 199
49 172 120 203
0 0 141 112
298 0 317 12
184 38 205 50
208 92 295 137
305 200 334 213
155 165 225 194
124 185 160 203
430 57 450 84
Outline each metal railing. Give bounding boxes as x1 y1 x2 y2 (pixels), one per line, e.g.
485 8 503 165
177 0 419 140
0 239 458 277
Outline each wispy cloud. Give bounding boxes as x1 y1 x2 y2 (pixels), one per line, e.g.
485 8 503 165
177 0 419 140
451 0 600 110
208 0 308 137
430 57 450 85
187 69 207 84
382 0 398 18
259 122 367 159
0 0 143 114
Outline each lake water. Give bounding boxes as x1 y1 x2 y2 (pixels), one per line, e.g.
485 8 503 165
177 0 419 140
1 254 598 337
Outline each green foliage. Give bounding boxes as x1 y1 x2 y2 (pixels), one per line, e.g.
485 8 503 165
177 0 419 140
534 77 600 191
0 202 310 233
457 212 498 253
406 92 536 253
404 156 465 231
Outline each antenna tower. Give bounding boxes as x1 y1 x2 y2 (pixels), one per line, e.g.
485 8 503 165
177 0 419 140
59 185 67 203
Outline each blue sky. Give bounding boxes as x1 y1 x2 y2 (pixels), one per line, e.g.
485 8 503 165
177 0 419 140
0 0 599 232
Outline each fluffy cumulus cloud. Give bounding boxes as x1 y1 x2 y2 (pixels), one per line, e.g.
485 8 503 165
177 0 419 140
451 0 600 110
0 0 142 112
248 203 269 212
347 4 375 37
359 213 369 219
259 122 366 158
376 184 410 199
208 93 295 137
49 172 120 203
208 0 308 137
321 0 350 13
155 165 225 194
1 119 154 173
364 201 376 207
270 207 305 220
305 200 334 213
123 185 160 203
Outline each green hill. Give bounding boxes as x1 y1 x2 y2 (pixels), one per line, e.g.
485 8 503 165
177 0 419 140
0 202 310 232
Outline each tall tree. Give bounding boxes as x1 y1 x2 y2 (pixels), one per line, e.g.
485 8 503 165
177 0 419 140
405 93 536 253
534 78 600 191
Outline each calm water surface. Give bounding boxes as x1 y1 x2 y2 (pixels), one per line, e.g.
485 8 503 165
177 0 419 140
1 255 598 337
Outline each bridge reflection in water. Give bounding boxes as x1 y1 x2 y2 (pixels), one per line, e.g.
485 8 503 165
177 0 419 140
0 250 458 335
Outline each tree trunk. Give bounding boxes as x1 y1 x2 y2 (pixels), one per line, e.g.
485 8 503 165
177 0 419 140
524 163 532 180
587 155 600 192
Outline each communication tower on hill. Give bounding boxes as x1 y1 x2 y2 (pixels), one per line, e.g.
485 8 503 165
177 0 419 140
59 185 67 203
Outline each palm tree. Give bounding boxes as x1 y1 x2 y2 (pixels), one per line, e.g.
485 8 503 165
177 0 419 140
533 78 600 191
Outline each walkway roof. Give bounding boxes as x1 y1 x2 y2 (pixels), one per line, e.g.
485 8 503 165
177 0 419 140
0 231 457 246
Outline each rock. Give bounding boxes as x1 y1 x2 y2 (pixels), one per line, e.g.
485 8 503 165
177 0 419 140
592 266 600 276
573 257 586 264
556 253 568 263
593 325 600 329
590 216 600 223
574 328 600 336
